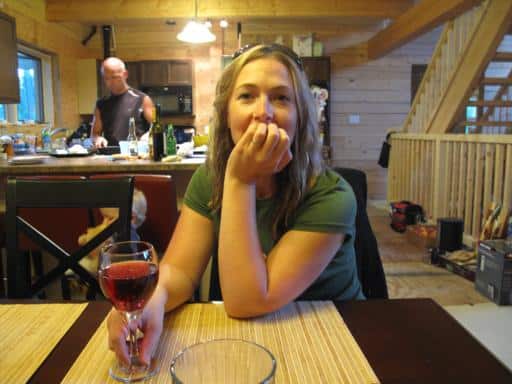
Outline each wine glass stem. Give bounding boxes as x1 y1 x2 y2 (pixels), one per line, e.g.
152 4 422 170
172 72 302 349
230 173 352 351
125 311 141 362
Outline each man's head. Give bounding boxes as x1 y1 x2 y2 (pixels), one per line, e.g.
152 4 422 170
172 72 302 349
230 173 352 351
101 57 129 95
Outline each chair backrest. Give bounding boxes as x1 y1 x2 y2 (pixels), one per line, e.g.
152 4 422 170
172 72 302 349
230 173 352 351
6 176 134 298
334 167 388 299
15 176 91 253
89 174 179 255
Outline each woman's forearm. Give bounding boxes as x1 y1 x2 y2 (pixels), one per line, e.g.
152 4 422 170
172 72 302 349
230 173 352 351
157 263 196 313
218 175 273 316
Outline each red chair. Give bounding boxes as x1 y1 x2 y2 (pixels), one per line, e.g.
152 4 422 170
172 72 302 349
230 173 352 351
89 174 179 256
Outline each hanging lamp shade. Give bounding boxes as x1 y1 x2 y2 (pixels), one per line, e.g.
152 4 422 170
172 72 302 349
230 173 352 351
177 20 216 43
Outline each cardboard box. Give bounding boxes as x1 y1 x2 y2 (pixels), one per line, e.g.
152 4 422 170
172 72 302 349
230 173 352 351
475 240 512 305
406 224 437 249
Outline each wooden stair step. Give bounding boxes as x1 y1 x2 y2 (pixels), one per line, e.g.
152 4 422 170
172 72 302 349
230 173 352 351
493 52 512 62
467 100 512 107
458 120 512 127
481 77 512 85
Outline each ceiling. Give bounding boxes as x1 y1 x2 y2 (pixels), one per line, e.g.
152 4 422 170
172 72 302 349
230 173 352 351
47 0 482 59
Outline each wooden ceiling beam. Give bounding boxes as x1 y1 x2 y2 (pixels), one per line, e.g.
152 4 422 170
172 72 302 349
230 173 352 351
367 0 482 60
46 0 414 23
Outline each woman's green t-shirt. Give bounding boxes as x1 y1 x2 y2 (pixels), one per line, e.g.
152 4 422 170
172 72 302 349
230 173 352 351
184 165 364 301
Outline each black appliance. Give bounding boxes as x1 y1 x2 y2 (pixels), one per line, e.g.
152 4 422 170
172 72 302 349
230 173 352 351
141 85 192 116
437 218 464 252
174 125 196 144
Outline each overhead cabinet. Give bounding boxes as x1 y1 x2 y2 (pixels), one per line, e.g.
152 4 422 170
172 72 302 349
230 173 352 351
139 60 192 86
0 11 20 104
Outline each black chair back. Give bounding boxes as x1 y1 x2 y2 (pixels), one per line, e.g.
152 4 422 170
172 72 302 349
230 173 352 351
6 176 134 298
334 167 388 299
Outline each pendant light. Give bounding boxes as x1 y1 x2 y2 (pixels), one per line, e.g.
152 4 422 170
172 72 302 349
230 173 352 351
177 0 216 44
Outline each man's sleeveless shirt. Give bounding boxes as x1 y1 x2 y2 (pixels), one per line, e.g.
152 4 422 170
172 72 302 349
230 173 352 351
96 88 149 145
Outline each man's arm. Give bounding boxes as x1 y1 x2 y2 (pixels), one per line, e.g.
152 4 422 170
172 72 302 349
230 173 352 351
142 95 154 123
91 107 108 148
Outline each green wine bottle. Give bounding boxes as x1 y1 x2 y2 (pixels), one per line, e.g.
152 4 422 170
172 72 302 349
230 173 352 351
166 124 177 156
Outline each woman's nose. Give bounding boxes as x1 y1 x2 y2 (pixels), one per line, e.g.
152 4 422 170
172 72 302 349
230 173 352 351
253 96 274 123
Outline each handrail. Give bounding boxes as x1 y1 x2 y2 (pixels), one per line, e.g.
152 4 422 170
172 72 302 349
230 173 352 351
403 2 487 133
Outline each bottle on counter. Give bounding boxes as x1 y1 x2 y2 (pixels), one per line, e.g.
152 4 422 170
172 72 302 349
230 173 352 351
41 128 51 152
127 117 138 156
166 123 177 156
152 104 164 161
147 115 154 159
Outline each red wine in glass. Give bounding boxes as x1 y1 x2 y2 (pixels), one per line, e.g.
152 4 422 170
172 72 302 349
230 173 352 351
98 241 159 382
99 260 158 312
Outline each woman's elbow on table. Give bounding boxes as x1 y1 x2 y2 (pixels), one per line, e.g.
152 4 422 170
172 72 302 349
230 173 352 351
223 293 286 319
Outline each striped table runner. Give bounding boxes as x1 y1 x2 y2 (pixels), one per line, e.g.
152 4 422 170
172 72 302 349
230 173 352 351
63 301 379 383
0 303 88 383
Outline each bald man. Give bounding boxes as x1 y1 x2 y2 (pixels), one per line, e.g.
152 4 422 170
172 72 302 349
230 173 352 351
91 57 154 148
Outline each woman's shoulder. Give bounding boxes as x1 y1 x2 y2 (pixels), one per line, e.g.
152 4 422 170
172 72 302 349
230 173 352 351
306 168 354 199
187 164 213 190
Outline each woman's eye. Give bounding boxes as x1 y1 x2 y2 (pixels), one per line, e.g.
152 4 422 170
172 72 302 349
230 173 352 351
274 94 291 103
237 92 253 100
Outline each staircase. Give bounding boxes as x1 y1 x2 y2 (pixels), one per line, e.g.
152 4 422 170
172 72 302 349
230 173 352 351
387 0 512 244
455 35 512 134
402 0 512 134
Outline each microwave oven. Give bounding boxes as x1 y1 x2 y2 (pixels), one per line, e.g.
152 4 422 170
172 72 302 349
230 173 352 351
141 85 193 116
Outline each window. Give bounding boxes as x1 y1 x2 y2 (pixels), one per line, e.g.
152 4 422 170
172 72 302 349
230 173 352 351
0 46 53 125
17 52 43 122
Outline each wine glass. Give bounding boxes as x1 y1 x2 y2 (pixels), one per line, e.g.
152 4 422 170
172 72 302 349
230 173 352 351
98 240 159 382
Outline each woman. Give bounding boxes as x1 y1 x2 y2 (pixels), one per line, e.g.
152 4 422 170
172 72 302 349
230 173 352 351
107 44 363 366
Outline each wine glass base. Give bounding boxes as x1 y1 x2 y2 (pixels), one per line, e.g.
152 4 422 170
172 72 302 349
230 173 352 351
109 357 158 383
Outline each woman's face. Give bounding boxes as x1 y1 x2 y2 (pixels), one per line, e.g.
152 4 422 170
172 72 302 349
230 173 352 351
227 57 298 144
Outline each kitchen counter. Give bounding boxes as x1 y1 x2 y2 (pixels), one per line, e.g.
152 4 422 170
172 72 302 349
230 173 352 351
0 154 204 175
0 155 205 204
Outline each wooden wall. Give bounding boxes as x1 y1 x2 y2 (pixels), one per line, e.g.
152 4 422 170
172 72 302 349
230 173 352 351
328 28 441 199
1 2 442 199
1 0 97 129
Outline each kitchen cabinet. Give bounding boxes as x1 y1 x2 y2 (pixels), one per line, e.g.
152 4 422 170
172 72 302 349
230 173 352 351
302 57 331 160
0 11 19 104
139 61 167 86
126 61 140 90
139 60 192 86
168 61 192 84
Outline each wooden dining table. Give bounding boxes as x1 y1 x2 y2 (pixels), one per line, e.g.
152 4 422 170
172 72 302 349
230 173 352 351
2 298 511 384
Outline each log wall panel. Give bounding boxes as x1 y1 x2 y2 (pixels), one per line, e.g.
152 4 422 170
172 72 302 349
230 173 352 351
330 28 441 199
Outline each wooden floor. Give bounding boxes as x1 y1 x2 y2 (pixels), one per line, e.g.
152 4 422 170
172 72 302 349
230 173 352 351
368 203 489 306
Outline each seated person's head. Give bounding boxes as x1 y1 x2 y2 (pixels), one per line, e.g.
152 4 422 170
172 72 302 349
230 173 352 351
131 188 147 229
98 188 147 228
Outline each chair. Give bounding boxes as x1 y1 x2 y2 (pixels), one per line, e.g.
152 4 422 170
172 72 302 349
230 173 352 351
334 167 388 299
9 176 90 299
89 174 179 255
6 176 134 299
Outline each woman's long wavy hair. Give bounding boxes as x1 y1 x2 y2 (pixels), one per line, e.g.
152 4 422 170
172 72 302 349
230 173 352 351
207 44 324 238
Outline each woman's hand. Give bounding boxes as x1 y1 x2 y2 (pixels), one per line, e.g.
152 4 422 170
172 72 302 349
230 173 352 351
226 122 292 184
106 295 165 366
